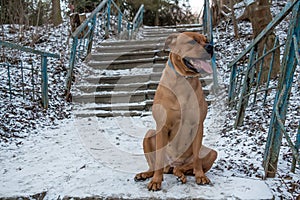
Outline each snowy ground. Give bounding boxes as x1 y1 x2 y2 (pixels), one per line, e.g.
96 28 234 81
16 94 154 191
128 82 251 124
0 98 274 199
1 0 299 199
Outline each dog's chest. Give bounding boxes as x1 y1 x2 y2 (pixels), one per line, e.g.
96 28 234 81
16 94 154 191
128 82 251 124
159 71 202 104
158 68 203 164
166 119 199 163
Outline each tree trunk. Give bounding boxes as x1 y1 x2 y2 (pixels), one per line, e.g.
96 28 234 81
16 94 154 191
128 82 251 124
243 0 280 83
154 0 161 26
51 0 62 26
230 0 239 38
211 0 222 26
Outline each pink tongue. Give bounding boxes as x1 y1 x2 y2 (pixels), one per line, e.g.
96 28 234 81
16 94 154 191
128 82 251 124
194 60 213 74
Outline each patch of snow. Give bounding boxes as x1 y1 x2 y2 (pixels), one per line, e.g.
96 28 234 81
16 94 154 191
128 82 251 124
0 100 274 199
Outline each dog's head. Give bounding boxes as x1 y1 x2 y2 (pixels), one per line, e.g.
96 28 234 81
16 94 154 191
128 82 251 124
164 32 213 75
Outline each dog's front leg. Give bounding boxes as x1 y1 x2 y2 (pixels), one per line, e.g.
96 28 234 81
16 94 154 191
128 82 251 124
193 124 210 185
147 127 168 191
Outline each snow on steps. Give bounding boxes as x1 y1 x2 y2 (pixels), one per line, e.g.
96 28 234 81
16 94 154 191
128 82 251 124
95 43 165 53
87 57 167 69
72 25 215 118
99 37 167 46
90 50 168 61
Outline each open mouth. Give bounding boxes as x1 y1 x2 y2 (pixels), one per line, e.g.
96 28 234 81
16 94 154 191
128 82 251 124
183 57 213 74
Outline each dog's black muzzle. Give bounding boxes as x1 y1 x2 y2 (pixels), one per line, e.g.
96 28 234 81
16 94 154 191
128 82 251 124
204 43 214 57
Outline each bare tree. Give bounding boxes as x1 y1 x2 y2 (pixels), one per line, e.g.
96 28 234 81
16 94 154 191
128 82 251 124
230 0 239 38
240 0 280 83
52 0 62 26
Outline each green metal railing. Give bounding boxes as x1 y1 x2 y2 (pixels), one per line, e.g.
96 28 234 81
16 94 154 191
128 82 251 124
0 40 60 108
263 1 300 177
65 0 144 100
228 0 299 177
203 0 219 92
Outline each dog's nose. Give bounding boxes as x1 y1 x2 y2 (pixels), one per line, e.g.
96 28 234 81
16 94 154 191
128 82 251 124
204 44 214 57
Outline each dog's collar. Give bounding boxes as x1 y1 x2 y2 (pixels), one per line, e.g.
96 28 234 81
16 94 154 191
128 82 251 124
167 59 200 79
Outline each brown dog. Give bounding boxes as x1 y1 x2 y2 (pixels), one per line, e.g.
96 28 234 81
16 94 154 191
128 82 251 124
134 32 217 191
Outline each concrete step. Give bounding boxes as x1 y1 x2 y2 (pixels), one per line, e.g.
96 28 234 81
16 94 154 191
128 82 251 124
87 57 168 70
80 72 213 86
143 24 203 33
144 24 203 29
83 73 162 85
153 63 165 72
95 43 164 53
73 96 215 118
90 50 168 61
143 32 171 38
143 27 176 31
73 90 156 104
73 83 212 105
172 24 203 28
76 82 159 93
100 37 166 46
75 101 153 112
74 109 152 118
176 27 203 32
142 29 203 39
75 82 211 95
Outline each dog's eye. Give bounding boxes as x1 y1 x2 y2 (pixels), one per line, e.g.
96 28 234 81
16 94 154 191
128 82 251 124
188 40 197 45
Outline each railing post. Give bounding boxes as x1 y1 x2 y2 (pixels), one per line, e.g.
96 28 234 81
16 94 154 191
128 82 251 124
41 55 49 109
228 63 237 106
132 4 144 32
127 22 132 39
65 37 78 101
291 122 300 173
87 16 97 54
7 63 12 100
203 0 218 93
263 1 299 178
118 11 122 33
263 37 279 105
234 47 256 128
106 0 111 38
203 0 208 36
140 6 144 27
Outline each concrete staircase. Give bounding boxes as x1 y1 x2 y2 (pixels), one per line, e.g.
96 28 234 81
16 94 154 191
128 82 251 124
72 25 215 117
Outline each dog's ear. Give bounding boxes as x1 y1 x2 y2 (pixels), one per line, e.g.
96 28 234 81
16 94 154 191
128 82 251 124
164 33 179 51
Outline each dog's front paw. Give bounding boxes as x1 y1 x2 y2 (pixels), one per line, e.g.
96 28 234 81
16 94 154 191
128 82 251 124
147 178 162 191
195 175 210 185
134 171 154 182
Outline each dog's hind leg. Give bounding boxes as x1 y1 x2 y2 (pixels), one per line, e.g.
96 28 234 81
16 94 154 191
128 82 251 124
134 129 156 181
201 147 218 173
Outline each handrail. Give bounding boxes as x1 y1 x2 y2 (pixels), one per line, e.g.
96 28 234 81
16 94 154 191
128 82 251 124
263 0 299 177
227 0 299 177
65 0 144 100
0 40 60 108
0 40 60 58
274 86 299 165
72 0 108 38
132 4 144 30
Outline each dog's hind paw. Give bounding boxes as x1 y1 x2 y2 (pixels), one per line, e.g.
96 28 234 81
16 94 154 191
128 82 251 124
173 168 187 184
176 175 187 184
